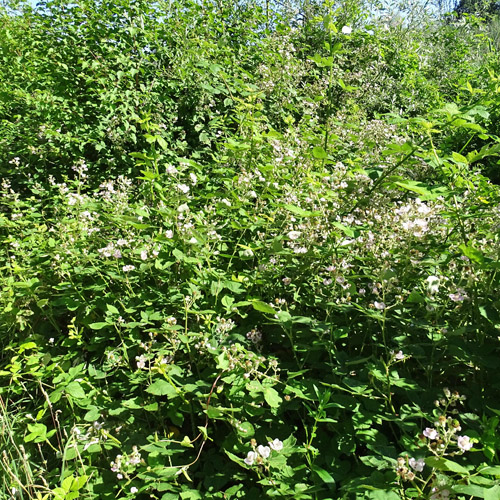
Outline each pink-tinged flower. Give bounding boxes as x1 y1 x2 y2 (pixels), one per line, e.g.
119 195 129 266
423 427 439 440
268 438 283 451
244 451 257 465
374 301 386 310
449 289 467 302
409 457 425 472
457 435 473 451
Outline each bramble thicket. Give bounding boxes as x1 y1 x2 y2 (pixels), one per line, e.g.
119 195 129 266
1 0 500 498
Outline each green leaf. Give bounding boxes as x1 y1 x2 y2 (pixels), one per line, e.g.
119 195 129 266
332 221 354 237
485 485 500 500
225 450 246 467
277 310 292 323
452 152 468 164
407 291 425 303
157 136 168 151
106 304 120 315
311 465 335 485
467 143 500 163
221 295 234 309
236 421 255 437
65 381 86 399
366 490 400 500
479 466 500 476
88 322 110 330
52 488 66 500
425 456 469 474
71 475 89 491
312 146 327 159
251 300 275 314
180 436 194 448
453 485 485 498
283 204 320 217
62 475 75 493
459 244 485 264
263 386 282 408
139 170 159 180
25 423 47 443
180 490 202 499
310 54 333 67
394 180 432 197
146 379 178 398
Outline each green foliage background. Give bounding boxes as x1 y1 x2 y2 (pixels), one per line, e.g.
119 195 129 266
1 0 500 499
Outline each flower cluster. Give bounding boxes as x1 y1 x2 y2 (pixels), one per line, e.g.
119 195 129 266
244 438 283 466
110 446 143 480
396 455 420 481
71 420 106 452
422 416 473 454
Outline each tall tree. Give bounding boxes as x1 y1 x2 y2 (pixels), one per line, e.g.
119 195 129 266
453 0 500 17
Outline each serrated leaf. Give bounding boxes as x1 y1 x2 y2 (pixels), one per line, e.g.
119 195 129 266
62 475 74 493
52 488 66 500
65 381 86 399
251 300 275 314
263 386 282 408
146 379 178 398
